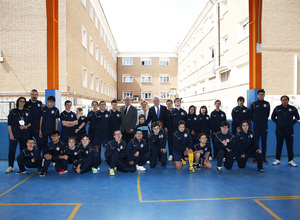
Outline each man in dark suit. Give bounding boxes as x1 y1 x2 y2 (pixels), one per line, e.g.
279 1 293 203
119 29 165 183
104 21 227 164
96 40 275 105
120 96 137 144
146 96 168 130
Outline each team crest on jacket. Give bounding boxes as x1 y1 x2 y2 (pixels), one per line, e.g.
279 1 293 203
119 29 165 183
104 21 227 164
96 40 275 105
51 110 55 114
117 114 120 117
194 117 197 120
74 152 78 155
31 152 33 156
264 104 267 107
250 134 253 138
243 110 246 113
141 144 144 148
159 134 163 138
221 114 224 117
226 139 230 142
105 114 108 117
71 114 73 118
181 112 184 115
56 147 60 151
25 112 29 116
120 145 123 149
184 133 188 137
38 103 41 107
289 108 292 111
81 117 84 120
86 150 89 154
206 116 209 120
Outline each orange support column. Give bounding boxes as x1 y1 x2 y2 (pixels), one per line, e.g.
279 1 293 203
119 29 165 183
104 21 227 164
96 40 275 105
249 0 262 90
46 0 59 90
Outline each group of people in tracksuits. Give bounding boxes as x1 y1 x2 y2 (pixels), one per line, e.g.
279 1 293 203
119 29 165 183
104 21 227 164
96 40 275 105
5 88 299 176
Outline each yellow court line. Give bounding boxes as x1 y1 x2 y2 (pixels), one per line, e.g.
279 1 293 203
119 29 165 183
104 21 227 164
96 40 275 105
137 171 143 202
0 203 81 220
0 171 38 197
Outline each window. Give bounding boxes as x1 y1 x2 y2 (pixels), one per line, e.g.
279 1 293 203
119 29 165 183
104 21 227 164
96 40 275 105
239 19 249 41
221 70 230 82
100 80 103 94
211 47 215 59
107 40 110 49
220 0 228 16
123 91 133 99
160 74 170 83
95 45 99 61
82 0 86 8
104 57 107 70
160 92 170 99
141 58 151 66
222 35 229 53
142 92 152 99
104 83 107 95
82 67 88 88
104 33 107 44
90 73 94 90
193 61 197 71
199 55 204 68
89 36 94 56
122 74 133 83
100 23 104 38
82 25 87 48
159 58 170 66
95 14 99 29
95 77 99 92
89 1 93 20
141 74 152 83
100 51 103 66
122 58 133 66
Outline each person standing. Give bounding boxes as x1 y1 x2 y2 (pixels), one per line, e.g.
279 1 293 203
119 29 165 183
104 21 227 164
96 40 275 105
120 96 137 144
109 100 122 141
250 89 270 164
137 100 149 125
75 107 87 143
165 99 174 161
87 101 99 144
231 96 250 135
186 105 198 145
146 96 168 128
271 95 299 167
60 100 78 144
6 97 32 173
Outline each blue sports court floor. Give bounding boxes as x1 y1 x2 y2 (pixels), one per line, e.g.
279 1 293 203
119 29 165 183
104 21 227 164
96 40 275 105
0 157 300 220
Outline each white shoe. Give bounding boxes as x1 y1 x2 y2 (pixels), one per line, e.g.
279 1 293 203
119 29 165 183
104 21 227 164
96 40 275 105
288 160 297 167
136 165 146 171
272 159 281 165
5 166 14 174
208 156 212 161
146 160 150 164
52 162 56 167
168 155 173 161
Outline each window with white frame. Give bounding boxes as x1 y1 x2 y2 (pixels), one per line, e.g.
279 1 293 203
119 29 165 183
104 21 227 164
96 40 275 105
220 0 228 16
123 91 133 99
107 40 110 49
239 19 249 41
89 1 93 20
141 74 152 83
82 25 87 48
104 33 107 44
159 74 170 83
199 55 204 68
90 72 94 90
100 23 104 38
82 0 86 8
104 57 107 70
122 58 133 66
159 58 170 66
222 35 229 53
141 58 151 66
221 70 230 82
95 45 99 61
211 47 215 59
141 91 152 99
100 51 103 66
100 80 103 94
104 83 107 95
89 36 94 56
95 14 99 29
95 77 99 92
160 92 170 99
193 61 197 71
122 74 133 83
107 64 110 73
82 67 88 88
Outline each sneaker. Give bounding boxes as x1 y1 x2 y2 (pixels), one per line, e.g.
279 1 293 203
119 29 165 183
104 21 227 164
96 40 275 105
181 158 188 165
263 159 269 165
258 168 265 172
288 160 298 167
222 158 226 163
15 170 26 175
252 158 257 164
5 166 14 174
97 167 100 171
195 164 201 170
146 160 150 164
92 167 98 173
52 162 56 167
217 167 222 173
136 165 146 171
39 170 47 177
208 156 212 161
58 169 68 174
168 155 173 161
189 166 195 173
193 162 197 166
161 166 168 172
109 168 115 176
272 159 281 166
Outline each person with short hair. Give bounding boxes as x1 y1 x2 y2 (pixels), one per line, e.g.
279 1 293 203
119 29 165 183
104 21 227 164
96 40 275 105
62 137 80 172
197 106 211 160
135 114 150 144
172 120 194 172
210 100 227 158
109 100 122 140
186 105 198 145
146 96 168 130
75 107 87 143
137 100 149 125
120 97 137 144
126 129 148 172
6 97 32 174
214 121 235 173
231 96 250 135
236 120 264 172
87 101 99 144
271 95 299 167
60 100 78 144
148 122 167 171
165 99 174 161
250 89 270 164
193 133 212 170
16 138 42 174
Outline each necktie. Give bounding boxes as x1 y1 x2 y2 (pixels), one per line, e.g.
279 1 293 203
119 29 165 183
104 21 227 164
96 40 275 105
124 106 128 115
157 106 160 118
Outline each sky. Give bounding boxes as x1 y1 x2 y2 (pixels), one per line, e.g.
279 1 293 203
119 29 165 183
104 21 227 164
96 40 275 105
100 0 208 52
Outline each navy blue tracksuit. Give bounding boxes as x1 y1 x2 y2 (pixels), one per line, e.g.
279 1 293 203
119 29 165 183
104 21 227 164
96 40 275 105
86 110 99 143
8 108 32 167
148 129 167 168
210 110 227 157
231 105 250 135
105 140 129 172
60 110 77 144
193 142 211 165
42 140 65 172
74 143 99 174
166 108 174 156
126 138 148 172
27 100 43 152
135 123 150 144
172 128 193 162
271 104 299 161
235 130 263 169
197 113 211 139
62 145 80 170
109 110 121 140
186 114 199 145
214 131 235 169
75 116 87 142
17 146 42 172
250 100 270 160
